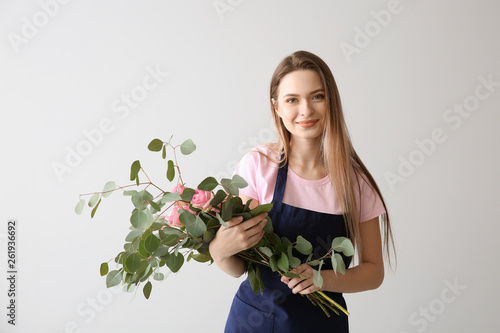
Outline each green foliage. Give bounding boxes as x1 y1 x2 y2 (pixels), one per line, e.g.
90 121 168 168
258 247 272 258
88 193 100 207
277 253 289 272
197 177 218 191
143 281 152 299
180 139 196 155
131 190 153 210
180 188 195 201
148 139 163 152
162 191 181 203
130 160 141 181
77 136 354 313
166 252 184 272
106 270 122 288
102 181 116 198
75 199 85 215
295 235 313 255
331 237 354 257
249 203 273 217
331 253 346 275
100 262 109 276
167 160 175 181
231 174 248 189
91 199 101 218
130 209 153 230
144 234 160 253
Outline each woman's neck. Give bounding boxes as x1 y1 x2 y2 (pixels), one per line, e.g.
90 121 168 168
288 137 327 180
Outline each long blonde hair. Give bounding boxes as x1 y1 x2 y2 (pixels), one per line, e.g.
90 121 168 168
267 50 395 266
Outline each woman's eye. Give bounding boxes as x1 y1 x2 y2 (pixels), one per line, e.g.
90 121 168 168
313 94 324 100
286 98 297 103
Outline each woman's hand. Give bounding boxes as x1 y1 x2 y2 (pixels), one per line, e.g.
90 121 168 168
209 212 268 264
280 264 319 295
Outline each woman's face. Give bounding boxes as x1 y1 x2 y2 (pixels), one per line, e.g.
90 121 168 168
273 70 327 141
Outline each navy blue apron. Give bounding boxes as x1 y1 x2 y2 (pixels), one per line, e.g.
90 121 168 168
225 158 351 332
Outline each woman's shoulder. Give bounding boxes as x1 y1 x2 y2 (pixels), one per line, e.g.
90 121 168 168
241 144 281 168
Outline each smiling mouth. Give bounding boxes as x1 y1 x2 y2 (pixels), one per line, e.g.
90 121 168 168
297 120 318 127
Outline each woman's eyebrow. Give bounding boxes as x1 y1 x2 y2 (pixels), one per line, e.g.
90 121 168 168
282 89 325 98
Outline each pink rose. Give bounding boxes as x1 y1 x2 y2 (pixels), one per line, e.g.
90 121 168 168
163 205 195 227
191 189 214 210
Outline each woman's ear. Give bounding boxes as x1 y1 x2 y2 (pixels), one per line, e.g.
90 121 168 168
271 98 278 112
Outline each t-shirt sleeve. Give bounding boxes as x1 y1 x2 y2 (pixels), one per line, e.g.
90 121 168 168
357 172 386 223
232 151 260 202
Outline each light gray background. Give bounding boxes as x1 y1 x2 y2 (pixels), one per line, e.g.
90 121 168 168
1 1 499 332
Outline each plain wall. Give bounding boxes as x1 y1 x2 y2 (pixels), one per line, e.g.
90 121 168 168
1 1 499 332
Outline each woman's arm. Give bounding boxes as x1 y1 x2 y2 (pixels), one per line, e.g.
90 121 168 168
209 194 265 278
282 217 385 294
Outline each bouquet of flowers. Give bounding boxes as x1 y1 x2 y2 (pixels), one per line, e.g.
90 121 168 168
75 137 354 317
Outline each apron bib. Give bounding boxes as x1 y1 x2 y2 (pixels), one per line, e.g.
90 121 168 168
225 159 351 333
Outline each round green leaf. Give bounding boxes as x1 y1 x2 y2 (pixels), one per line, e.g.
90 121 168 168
106 270 122 288
130 160 141 181
249 203 274 217
180 139 196 155
130 209 153 230
166 252 184 272
180 188 196 201
183 214 207 237
312 269 323 289
154 272 165 281
295 235 313 255
132 190 153 210
144 234 160 253
331 237 354 257
167 160 175 182
277 253 289 272
153 246 170 257
143 281 152 299
332 253 346 275
125 229 143 242
102 181 116 198
161 234 180 246
210 189 227 207
161 191 182 203
203 229 215 243
88 193 100 207
231 174 248 189
124 253 143 273
197 177 218 191
188 253 212 263
258 247 273 258
148 139 164 152
75 199 86 215
100 262 109 276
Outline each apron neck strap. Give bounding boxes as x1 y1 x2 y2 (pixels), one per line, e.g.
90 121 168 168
272 154 288 213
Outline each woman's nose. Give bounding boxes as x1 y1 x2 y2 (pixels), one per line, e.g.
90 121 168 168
299 100 314 117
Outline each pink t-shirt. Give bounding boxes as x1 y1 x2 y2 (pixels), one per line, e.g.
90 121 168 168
232 146 386 223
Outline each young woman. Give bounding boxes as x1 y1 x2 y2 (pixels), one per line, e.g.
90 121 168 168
209 50 395 332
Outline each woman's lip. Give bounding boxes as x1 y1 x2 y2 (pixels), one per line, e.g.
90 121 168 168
297 120 318 127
